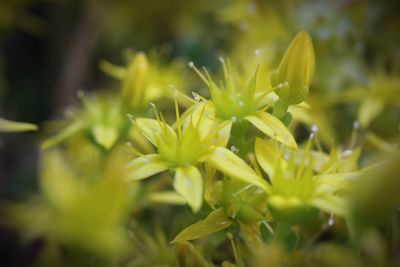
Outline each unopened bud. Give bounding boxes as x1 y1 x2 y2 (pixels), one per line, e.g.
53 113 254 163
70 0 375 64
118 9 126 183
271 31 315 105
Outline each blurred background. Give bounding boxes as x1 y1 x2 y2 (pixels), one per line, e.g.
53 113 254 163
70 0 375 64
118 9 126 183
0 0 399 266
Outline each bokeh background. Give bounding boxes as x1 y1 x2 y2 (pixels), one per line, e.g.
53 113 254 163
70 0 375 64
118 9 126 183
0 0 399 266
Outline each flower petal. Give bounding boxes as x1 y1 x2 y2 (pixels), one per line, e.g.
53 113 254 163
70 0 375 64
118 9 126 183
126 154 169 181
135 118 176 146
174 166 203 212
254 137 286 179
245 111 297 149
171 208 232 243
204 147 271 193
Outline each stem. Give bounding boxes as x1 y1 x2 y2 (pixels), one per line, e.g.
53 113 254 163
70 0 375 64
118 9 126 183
230 120 250 160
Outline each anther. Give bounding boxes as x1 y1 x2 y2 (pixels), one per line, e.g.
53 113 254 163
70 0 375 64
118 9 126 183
231 116 238 123
311 124 318 133
188 61 194 68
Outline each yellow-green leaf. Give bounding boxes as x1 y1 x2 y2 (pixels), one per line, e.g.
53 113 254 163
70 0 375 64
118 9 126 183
174 166 203 212
0 118 38 132
171 208 232 243
245 111 297 149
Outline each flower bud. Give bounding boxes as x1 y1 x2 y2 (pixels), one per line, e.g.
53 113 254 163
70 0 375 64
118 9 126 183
271 31 315 105
123 52 150 108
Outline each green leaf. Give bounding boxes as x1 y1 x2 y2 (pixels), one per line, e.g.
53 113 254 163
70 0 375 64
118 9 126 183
171 208 232 243
0 118 38 132
126 154 169 181
174 166 204 212
245 111 297 149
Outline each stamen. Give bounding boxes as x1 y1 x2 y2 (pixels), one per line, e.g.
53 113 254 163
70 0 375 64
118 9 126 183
192 92 203 102
188 61 209 86
350 120 360 148
174 90 183 140
341 149 353 158
328 213 334 226
239 101 244 107
230 146 240 153
126 113 135 124
311 124 318 133
254 48 261 56
231 116 238 123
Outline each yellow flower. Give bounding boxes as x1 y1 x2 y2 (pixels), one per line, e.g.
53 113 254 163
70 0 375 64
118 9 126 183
126 99 270 212
187 59 297 149
255 136 359 224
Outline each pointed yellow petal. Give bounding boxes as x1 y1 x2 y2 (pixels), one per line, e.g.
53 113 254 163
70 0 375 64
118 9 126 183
171 208 232 243
245 111 297 149
174 166 203 212
126 154 169 181
254 138 286 178
204 147 271 193
0 118 38 132
135 118 176 146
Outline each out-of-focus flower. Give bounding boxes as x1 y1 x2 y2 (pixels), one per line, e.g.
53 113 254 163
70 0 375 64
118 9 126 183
255 136 360 224
3 149 132 261
341 72 400 128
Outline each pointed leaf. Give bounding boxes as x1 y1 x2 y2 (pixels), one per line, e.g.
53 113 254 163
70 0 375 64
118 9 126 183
171 208 232 243
0 118 38 132
245 111 297 149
